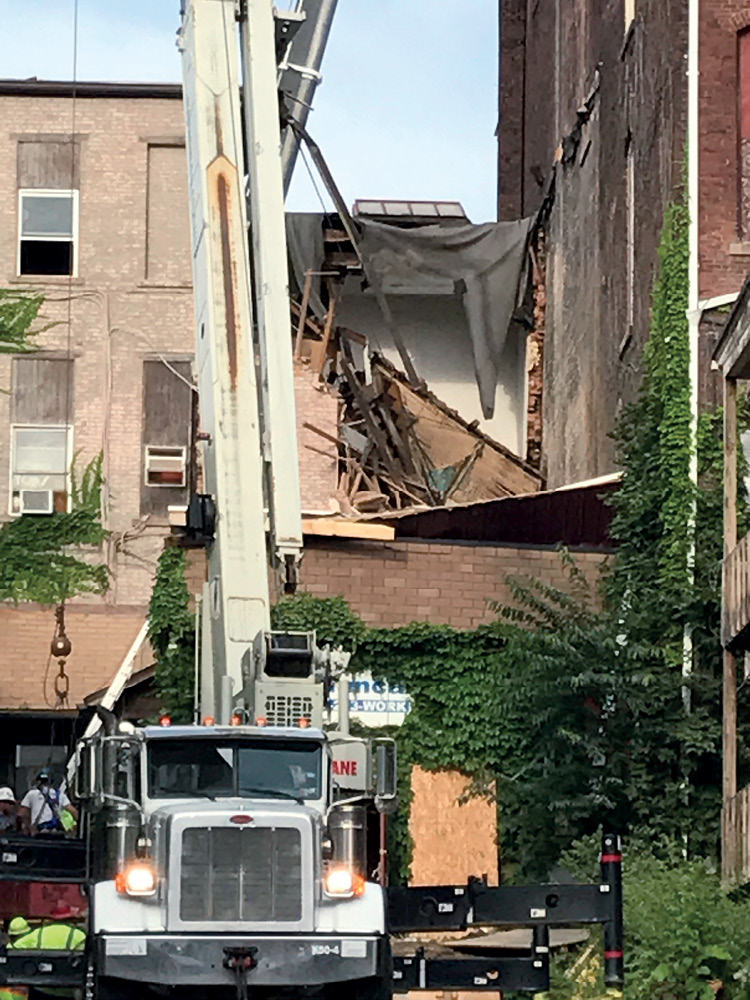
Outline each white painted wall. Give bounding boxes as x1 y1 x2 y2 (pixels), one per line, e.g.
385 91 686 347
337 283 527 456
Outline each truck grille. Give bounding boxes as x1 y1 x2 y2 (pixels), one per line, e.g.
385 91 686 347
180 826 302 923
263 693 314 727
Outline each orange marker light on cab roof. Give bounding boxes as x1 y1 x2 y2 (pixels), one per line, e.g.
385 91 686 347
159 715 171 727
298 717 311 729
230 714 242 726
256 716 267 727
203 716 215 726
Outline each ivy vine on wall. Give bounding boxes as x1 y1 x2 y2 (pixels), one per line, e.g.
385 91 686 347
0 453 108 605
148 546 196 723
0 291 108 605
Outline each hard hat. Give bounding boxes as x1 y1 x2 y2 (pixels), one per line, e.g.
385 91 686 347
8 917 30 937
50 902 73 920
0 788 16 804
36 770 51 784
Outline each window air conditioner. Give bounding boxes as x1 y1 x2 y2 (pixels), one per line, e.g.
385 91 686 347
19 489 54 515
145 445 187 487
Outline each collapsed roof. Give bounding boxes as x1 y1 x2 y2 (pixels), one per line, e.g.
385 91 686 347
287 207 542 515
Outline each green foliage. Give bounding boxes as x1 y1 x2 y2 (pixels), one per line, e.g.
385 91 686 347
270 595 424 883
148 546 196 723
606 192 692 636
534 838 750 1000
356 621 510 885
0 288 44 353
0 453 108 604
270 593 366 648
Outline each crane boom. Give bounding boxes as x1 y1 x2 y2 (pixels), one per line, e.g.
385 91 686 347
179 0 272 722
239 2 304 590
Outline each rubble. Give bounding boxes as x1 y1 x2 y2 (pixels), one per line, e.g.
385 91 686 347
291 300 542 515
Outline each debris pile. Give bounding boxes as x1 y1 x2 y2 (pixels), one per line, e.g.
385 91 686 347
292 303 541 515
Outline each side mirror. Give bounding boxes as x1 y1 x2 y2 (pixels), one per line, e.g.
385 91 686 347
374 740 398 815
73 739 102 809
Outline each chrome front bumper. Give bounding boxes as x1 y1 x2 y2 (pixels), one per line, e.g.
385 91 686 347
98 932 386 987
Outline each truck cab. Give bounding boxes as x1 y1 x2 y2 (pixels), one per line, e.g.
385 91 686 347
75 722 396 999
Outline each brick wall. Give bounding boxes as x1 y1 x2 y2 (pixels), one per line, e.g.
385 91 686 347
0 604 145 710
699 0 750 299
499 0 690 487
0 92 195 611
0 90 348 632
295 362 340 512
1 538 606 709
298 538 607 627
526 232 546 469
497 0 528 221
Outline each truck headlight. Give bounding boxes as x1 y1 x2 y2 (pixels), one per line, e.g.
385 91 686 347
324 866 365 899
116 863 157 897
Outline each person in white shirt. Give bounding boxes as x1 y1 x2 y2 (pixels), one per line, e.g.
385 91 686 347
18 771 77 835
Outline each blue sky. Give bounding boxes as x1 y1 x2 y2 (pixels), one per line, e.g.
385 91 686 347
0 1 499 222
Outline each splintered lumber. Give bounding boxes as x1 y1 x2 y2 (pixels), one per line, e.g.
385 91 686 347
349 490 389 512
375 392 417 477
339 357 402 480
290 300 323 343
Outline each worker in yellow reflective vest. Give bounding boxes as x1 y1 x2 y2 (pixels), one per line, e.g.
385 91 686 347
8 905 85 952
7 906 85 1000
1 919 30 1000
0 985 28 1000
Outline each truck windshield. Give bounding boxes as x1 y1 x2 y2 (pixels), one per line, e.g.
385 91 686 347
148 738 322 800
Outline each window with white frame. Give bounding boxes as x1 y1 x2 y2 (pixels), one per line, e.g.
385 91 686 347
10 424 73 515
18 189 78 277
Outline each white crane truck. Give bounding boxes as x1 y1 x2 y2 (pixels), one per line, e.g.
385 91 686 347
0 3 624 998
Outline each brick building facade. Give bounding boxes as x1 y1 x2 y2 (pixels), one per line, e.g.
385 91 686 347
499 0 750 486
0 76 550 723
0 81 344 718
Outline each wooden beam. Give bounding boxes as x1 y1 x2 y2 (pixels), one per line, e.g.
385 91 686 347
301 518 394 541
294 270 314 359
303 421 339 447
725 377 738 557
309 280 340 375
339 356 403 480
723 376 739 883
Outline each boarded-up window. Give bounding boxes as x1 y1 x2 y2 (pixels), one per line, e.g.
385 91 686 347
141 360 194 516
17 139 80 190
740 29 750 237
145 144 192 285
10 357 74 515
12 358 74 424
